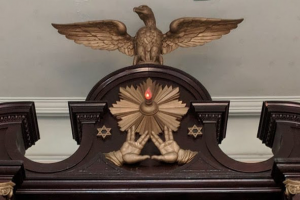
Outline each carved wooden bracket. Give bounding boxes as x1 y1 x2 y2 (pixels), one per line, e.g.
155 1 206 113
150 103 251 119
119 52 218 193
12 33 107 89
258 101 300 148
0 102 39 150
191 101 229 144
69 102 107 144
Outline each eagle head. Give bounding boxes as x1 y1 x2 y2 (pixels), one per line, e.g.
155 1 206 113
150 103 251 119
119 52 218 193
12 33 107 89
133 5 155 25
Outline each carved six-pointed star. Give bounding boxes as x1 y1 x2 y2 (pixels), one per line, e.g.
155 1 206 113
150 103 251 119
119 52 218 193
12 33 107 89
188 125 203 138
97 125 112 139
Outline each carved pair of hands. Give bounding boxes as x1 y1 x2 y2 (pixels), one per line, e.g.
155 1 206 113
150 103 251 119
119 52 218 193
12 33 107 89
105 125 197 166
121 125 181 163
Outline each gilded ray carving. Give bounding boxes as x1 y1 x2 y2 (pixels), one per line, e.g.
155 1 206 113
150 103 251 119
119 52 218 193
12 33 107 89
109 78 188 135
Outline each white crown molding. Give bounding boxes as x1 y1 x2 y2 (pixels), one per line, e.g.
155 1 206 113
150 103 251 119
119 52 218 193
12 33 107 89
0 97 85 117
213 96 300 116
0 96 300 116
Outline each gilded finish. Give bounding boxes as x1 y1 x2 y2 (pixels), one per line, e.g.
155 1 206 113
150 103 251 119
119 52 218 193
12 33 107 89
105 126 150 166
151 126 198 164
105 126 198 166
284 179 300 197
106 78 199 166
0 181 15 200
52 5 243 65
188 125 203 138
109 78 188 135
97 125 112 139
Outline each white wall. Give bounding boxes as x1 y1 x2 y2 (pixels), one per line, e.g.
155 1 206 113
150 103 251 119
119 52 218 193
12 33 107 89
26 115 270 163
1 0 300 163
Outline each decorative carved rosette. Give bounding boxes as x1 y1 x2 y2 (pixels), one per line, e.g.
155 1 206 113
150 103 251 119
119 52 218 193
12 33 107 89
284 179 300 197
109 78 188 135
0 181 15 200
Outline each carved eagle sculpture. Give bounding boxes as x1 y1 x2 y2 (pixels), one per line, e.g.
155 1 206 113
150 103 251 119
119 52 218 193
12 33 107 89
52 5 243 65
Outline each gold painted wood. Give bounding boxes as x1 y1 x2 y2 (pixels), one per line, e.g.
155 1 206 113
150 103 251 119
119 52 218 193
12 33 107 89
151 126 198 164
97 125 112 139
52 5 243 65
105 126 150 166
105 126 198 166
284 179 300 197
0 181 15 200
188 125 203 138
109 78 188 135
106 78 198 166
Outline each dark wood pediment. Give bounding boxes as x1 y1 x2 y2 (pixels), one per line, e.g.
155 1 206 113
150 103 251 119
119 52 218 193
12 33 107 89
0 65 300 200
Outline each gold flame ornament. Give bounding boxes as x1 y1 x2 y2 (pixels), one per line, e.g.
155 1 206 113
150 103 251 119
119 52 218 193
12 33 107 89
109 78 188 135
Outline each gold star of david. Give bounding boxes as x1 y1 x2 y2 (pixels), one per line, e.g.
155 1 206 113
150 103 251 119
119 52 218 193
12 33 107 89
188 125 203 138
97 125 112 139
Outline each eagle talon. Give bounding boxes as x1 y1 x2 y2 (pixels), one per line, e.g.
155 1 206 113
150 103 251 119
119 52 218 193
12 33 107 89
159 55 163 65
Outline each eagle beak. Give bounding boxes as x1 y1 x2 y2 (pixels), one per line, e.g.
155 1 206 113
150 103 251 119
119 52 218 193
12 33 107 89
133 7 141 13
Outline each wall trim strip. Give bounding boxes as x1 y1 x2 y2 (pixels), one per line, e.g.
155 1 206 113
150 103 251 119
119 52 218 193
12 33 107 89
0 96 300 116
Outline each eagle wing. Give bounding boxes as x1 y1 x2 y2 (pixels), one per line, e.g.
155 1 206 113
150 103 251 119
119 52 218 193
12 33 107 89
52 20 135 56
162 18 243 54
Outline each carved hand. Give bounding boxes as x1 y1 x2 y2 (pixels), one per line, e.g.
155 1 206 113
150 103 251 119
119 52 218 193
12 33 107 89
105 125 150 166
120 125 150 164
151 126 198 164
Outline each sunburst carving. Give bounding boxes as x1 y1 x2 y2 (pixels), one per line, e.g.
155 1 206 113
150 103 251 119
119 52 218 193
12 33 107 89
109 78 188 135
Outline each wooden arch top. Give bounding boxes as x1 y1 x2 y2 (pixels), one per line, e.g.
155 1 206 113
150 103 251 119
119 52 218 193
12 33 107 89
86 64 212 101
